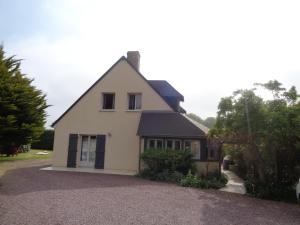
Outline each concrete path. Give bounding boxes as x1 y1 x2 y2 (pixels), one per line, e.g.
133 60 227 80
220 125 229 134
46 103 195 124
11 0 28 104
220 169 246 194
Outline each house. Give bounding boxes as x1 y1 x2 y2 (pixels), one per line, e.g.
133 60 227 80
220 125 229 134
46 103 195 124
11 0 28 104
51 51 219 175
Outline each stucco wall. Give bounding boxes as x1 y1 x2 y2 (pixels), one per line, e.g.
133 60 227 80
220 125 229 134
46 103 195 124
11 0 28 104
194 161 220 176
52 59 172 172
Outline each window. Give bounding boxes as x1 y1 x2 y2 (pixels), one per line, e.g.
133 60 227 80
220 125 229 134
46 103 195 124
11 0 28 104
164 139 182 150
156 140 163 149
185 140 200 159
174 140 181 150
128 93 141 110
102 93 115 109
148 139 155 148
166 140 173 149
147 139 163 149
184 141 191 150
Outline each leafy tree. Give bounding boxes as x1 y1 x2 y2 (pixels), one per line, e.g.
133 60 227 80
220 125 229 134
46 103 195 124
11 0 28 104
0 46 48 155
187 113 216 129
210 80 300 201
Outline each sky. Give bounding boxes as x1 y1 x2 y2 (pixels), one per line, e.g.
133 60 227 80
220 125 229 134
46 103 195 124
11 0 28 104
1 0 300 127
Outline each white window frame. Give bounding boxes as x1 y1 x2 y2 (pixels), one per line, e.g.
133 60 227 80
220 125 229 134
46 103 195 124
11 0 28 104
184 140 201 159
147 139 164 149
128 93 142 110
102 92 115 110
164 139 182 150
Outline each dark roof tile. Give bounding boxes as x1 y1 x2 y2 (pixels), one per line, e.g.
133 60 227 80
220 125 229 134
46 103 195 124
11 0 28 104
137 111 207 138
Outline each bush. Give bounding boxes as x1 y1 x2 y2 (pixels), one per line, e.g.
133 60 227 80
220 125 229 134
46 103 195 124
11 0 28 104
180 171 228 189
244 177 297 203
141 148 195 175
138 168 184 183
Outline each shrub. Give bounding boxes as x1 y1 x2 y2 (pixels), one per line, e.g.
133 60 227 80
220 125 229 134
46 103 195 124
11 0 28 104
244 177 297 203
180 171 228 189
138 168 184 183
141 148 195 175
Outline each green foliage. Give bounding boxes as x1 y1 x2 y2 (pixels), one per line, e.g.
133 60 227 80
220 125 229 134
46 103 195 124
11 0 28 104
31 129 54 150
138 169 184 183
180 171 228 189
244 177 297 203
212 80 300 201
187 113 216 129
0 46 48 155
141 148 195 175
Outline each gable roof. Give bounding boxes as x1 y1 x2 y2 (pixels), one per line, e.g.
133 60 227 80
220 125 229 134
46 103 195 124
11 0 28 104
148 80 184 101
51 57 178 127
137 111 207 138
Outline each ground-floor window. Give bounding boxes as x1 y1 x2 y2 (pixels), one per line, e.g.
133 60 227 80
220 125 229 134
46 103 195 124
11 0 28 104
145 138 201 159
184 140 201 159
147 139 164 149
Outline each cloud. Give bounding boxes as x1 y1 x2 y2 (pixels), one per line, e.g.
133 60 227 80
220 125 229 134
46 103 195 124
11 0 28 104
2 0 300 126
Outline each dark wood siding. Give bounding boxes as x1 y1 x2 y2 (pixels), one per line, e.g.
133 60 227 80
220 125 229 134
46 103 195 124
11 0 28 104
200 138 208 161
67 134 78 168
95 135 106 169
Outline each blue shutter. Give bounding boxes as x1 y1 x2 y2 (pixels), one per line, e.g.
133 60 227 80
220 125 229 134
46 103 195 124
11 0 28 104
95 135 106 169
67 134 78 167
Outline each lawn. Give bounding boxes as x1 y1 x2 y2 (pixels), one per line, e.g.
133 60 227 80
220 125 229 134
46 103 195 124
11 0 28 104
0 149 53 162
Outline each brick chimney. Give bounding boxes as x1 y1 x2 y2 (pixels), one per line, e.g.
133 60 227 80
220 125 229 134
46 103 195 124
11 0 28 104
127 51 140 71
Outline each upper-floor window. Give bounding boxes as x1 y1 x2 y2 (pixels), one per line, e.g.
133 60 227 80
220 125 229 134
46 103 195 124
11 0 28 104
102 93 115 110
128 93 142 110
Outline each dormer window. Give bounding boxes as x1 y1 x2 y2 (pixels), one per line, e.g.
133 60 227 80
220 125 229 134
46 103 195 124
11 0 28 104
128 93 142 110
102 93 115 110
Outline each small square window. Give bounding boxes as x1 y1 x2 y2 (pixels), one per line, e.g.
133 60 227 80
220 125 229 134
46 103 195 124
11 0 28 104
128 93 141 110
102 93 115 109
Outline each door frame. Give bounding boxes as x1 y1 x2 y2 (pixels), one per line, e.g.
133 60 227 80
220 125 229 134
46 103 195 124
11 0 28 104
78 135 97 168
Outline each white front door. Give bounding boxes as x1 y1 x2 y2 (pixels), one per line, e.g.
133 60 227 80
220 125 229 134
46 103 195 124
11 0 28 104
80 135 96 167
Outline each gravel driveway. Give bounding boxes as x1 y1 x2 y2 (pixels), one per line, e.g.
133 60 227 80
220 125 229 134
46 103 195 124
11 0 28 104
0 160 299 225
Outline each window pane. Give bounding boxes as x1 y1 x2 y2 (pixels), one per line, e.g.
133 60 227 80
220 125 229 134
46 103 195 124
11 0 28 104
166 140 173 149
128 94 135 110
184 141 191 150
156 140 163 149
89 136 96 162
81 136 89 161
174 140 181 150
191 140 200 159
135 94 142 109
103 94 115 109
148 139 155 148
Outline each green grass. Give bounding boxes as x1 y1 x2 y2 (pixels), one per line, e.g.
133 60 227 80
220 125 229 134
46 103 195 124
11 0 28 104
0 149 53 162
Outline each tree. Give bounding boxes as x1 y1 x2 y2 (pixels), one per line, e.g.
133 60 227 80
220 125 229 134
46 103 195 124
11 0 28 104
0 46 48 156
210 80 300 200
31 129 54 150
187 113 216 129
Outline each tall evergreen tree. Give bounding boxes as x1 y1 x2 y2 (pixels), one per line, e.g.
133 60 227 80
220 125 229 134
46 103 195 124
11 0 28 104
0 46 48 155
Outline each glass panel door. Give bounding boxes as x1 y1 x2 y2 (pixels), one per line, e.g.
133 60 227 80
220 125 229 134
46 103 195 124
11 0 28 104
89 136 96 164
80 135 97 167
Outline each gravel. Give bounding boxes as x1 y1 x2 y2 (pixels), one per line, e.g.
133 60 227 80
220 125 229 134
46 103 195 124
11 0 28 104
0 160 300 225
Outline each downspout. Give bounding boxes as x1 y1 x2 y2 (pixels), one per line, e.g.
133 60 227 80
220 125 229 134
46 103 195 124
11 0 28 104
138 137 142 173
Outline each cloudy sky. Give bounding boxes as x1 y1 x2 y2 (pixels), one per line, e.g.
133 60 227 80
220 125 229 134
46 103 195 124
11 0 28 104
1 0 300 127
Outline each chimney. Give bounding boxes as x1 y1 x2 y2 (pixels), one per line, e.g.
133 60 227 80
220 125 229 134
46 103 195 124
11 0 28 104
127 51 140 71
